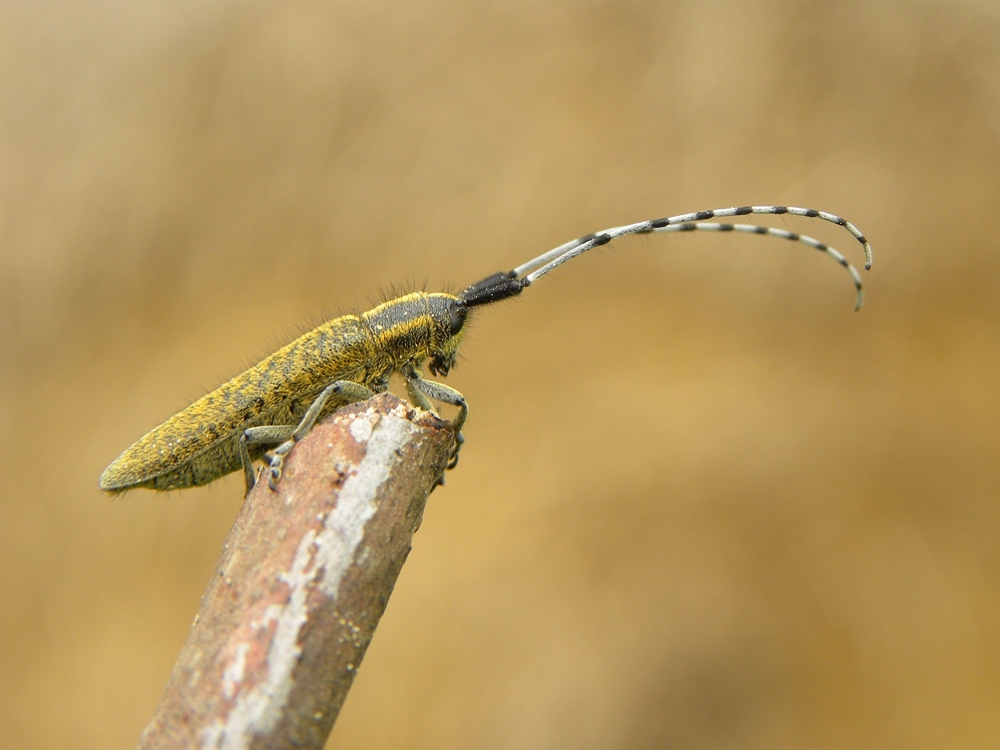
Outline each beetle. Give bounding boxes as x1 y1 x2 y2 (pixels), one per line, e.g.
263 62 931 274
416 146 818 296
99 204 872 495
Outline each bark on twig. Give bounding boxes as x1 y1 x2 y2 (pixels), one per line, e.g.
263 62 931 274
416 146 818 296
137 393 455 750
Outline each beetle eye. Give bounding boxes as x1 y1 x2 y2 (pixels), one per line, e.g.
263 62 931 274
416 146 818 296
449 307 467 336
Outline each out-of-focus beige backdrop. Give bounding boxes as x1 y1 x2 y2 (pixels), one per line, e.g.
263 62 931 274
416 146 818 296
2 1 998 748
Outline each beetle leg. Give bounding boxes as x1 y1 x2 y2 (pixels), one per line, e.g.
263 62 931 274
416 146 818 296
404 370 467 470
266 380 374 491
239 424 295 493
239 431 255 494
244 425 297 443
406 377 436 414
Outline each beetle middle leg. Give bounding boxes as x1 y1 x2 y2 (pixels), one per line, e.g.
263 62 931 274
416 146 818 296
243 380 375 492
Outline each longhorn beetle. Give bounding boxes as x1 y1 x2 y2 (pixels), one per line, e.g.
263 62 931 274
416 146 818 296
100 205 873 495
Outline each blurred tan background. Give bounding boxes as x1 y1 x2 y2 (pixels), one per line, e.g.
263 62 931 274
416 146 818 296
2 1 999 748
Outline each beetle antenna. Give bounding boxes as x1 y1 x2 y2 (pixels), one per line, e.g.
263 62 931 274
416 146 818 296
513 206 872 311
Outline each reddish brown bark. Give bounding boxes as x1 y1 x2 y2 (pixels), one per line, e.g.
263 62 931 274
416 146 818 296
137 393 455 750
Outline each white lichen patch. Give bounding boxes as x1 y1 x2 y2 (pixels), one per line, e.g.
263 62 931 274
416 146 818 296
349 413 375 444
316 413 417 597
221 643 249 700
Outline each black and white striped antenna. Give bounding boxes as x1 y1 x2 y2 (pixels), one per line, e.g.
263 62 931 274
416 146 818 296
460 205 872 312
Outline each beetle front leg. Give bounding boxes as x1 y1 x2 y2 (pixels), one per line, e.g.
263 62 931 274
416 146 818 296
405 377 435 414
404 371 467 470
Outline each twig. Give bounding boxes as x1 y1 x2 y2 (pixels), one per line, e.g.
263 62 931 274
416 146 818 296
137 393 455 750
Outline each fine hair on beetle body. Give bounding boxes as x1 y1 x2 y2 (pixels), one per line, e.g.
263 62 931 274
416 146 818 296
100 204 873 496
